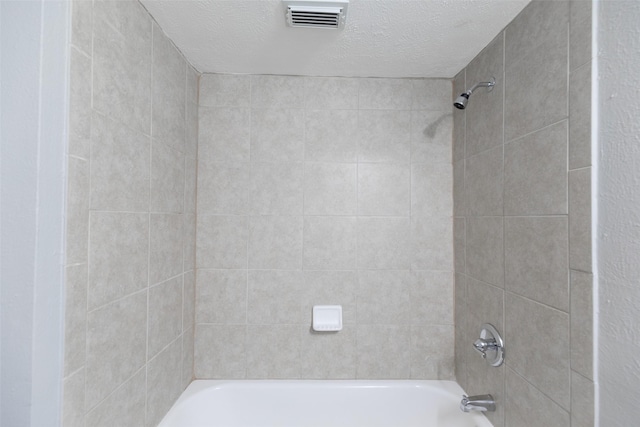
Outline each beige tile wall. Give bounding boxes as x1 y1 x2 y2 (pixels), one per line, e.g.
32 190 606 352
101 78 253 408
62 1 198 426
195 75 454 380
453 1 593 426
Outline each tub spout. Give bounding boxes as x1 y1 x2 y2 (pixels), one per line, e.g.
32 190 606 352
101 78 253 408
460 394 496 413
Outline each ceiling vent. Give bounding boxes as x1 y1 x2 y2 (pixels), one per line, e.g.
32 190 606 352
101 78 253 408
283 0 349 29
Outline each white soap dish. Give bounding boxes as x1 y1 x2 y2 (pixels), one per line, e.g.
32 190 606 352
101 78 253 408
312 305 342 332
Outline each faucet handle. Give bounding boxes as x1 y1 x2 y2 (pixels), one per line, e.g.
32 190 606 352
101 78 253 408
473 338 496 358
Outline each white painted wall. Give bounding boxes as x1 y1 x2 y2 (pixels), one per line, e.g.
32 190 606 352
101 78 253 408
597 1 640 425
0 1 69 425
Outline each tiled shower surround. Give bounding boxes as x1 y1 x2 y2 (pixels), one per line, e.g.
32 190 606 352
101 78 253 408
195 75 455 379
453 1 593 426
61 0 597 426
63 0 198 426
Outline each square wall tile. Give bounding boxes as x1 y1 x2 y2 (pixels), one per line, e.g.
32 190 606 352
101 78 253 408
146 338 183 427
251 75 305 108
251 109 304 162
149 213 183 286
300 327 357 379
183 214 196 272
302 271 357 325
571 371 594 427
411 111 453 165
505 217 569 311
504 35 568 142
410 325 455 380
303 216 357 270
198 161 250 215
356 325 410 379
304 77 359 110
304 110 358 163
198 107 250 162
71 0 92 55
465 216 504 287
357 270 411 324
453 160 465 216
505 0 569 65
184 157 197 214
504 121 568 216
248 216 303 270
570 1 592 71
411 216 453 271
505 294 570 410
410 271 453 325
152 22 185 90
66 156 89 265
63 368 85 427
569 168 592 273
465 33 504 157
195 325 246 378
454 274 467 389
505 368 570 427
247 270 304 324
571 270 593 380
465 145 503 217
199 74 250 107
182 327 195 388
85 370 146 427
411 79 452 111
358 217 410 270
92 0 152 134
358 163 410 216
185 98 199 160
69 48 91 159
304 162 357 215
148 276 183 359
151 142 185 213
466 277 504 333
569 63 592 169
411 162 452 217
454 218 465 273
85 292 147 409
64 264 87 376
88 212 148 309
358 110 411 163
183 270 196 332
359 78 413 110
196 269 247 324
196 215 248 269
90 113 150 212
152 73 186 153
250 162 303 215
246 325 301 378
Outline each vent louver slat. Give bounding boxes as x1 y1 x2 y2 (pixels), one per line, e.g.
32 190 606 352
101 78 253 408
284 1 348 29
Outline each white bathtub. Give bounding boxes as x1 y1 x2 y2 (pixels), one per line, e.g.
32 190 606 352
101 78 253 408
158 380 494 427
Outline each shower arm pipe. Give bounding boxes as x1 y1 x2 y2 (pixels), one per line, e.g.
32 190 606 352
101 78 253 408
465 77 496 95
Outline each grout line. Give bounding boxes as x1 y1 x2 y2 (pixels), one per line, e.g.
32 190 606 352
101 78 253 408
145 21 155 425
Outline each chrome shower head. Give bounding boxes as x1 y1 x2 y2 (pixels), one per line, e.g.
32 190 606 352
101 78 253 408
453 77 495 110
453 92 470 110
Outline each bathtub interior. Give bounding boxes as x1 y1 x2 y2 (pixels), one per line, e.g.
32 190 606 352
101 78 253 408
158 380 493 427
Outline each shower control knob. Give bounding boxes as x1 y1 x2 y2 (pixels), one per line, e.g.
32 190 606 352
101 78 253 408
472 324 505 367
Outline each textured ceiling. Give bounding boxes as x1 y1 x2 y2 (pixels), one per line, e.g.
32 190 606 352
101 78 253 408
140 0 531 78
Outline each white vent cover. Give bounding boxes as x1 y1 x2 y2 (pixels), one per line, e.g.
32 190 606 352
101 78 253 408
283 0 348 29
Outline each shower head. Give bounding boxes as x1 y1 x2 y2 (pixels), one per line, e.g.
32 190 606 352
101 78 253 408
453 77 496 110
453 92 470 110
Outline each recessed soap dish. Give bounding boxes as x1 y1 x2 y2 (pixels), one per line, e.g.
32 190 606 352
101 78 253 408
312 305 342 331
